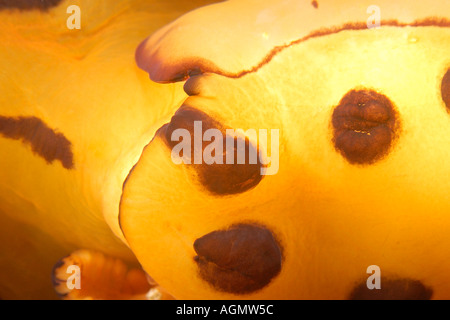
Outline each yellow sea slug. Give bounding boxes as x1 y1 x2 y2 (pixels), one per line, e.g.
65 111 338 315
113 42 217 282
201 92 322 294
0 0 449 300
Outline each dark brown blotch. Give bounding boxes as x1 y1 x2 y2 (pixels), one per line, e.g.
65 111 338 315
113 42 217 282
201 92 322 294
194 223 282 294
162 106 263 195
442 68 450 113
332 89 399 165
0 116 74 169
51 257 67 288
349 277 433 300
0 0 62 11
51 255 70 298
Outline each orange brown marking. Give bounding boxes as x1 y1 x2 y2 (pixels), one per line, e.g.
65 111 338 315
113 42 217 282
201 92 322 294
311 1 318 9
442 68 450 112
0 116 74 169
349 277 433 300
0 0 62 11
194 223 282 294
51 255 70 298
331 89 400 165
161 106 263 195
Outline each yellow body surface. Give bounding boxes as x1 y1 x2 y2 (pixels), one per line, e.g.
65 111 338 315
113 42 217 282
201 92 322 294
0 0 449 300
126 0 450 299
0 0 218 299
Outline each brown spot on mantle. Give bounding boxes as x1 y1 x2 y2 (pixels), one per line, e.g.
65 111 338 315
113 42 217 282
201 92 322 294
349 277 433 300
331 89 400 165
442 68 450 112
194 223 282 294
0 116 74 169
162 106 263 195
0 0 62 11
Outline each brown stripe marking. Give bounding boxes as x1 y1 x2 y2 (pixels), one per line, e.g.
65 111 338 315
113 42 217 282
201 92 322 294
194 223 283 294
0 0 62 11
169 18 450 82
0 116 74 169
